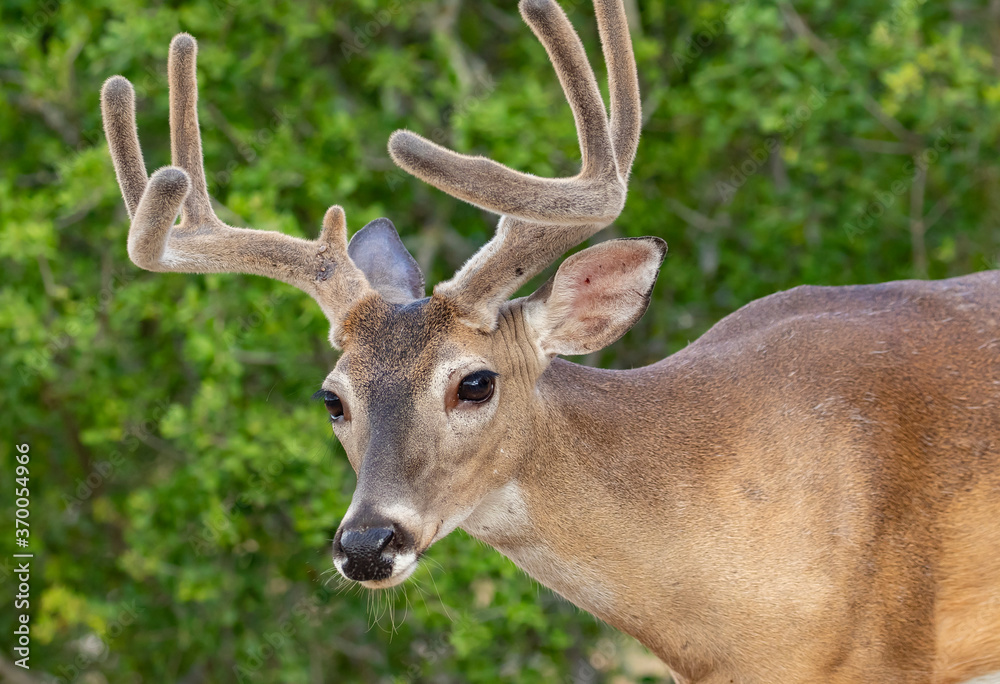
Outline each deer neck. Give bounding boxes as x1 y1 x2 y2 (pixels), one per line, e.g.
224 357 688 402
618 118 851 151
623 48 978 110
461 356 724 676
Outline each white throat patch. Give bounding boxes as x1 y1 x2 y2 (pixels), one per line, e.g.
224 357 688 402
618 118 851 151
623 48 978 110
461 480 531 541
460 480 618 619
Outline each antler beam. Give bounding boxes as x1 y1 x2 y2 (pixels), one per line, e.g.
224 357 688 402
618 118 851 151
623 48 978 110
388 0 641 329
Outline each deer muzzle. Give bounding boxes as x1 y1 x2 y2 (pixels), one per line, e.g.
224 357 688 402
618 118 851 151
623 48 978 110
332 509 419 586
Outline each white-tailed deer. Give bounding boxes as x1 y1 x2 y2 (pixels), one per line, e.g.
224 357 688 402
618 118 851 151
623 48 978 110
101 1 1000 682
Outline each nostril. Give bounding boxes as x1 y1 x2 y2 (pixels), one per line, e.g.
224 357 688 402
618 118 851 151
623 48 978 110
341 527 394 557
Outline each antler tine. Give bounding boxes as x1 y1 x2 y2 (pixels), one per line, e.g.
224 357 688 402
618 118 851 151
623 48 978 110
101 76 148 219
595 0 641 179
389 0 624 225
102 34 372 346
167 34 213 223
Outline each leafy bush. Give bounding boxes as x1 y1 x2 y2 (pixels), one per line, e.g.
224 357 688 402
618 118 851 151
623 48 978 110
2 0 998 681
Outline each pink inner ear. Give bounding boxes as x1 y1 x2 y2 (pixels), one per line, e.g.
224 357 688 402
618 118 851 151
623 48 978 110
564 248 650 312
530 237 664 357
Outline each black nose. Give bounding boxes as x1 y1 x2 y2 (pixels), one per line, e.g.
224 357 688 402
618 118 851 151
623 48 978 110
336 527 395 582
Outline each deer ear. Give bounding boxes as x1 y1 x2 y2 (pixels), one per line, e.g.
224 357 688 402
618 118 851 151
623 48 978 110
348 218 425 304
524 237 666 357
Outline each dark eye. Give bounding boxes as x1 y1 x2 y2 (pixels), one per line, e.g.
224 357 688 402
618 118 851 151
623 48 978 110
457 371 497 403
314 390 345 421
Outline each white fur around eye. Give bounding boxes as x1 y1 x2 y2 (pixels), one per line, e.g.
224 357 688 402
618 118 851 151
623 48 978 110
430 356 500 430
321 367 364 472
322 374 354 423
322 367 353 406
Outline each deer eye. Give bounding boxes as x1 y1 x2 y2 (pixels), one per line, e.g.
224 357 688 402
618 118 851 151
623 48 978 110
457 370 497 403
314 389 345 421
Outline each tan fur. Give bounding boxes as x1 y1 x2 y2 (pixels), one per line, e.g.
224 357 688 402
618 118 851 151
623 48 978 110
523 273 999 684
933 485 1000 683
104 2 1000 682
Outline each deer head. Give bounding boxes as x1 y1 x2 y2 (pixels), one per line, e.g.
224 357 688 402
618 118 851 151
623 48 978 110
102 0 660 588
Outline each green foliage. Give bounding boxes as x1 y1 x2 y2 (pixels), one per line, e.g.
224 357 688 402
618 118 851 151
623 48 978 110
2 0 998 681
